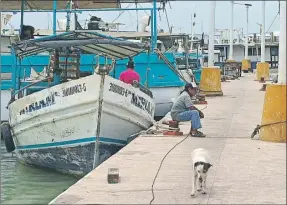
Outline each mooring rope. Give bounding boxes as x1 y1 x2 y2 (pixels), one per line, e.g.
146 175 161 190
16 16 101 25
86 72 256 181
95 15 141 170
251 120 287 139
149 134 190 204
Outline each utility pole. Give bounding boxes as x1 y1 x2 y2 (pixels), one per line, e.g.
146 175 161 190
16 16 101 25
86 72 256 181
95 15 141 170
256 1 269 81
208 1 216 67
190 12 196 51
261 1 265 63
278 1 286 84
228 1 234 60
244 4 252 59
199 1 223 97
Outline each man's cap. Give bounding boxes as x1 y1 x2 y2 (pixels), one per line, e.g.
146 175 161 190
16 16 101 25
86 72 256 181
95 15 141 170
185 83 194 90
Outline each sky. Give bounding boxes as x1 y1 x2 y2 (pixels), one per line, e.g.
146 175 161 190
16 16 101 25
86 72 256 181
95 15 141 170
3 1 280 35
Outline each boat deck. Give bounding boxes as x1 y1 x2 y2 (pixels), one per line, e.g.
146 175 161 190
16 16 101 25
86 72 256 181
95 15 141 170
50 73 286 204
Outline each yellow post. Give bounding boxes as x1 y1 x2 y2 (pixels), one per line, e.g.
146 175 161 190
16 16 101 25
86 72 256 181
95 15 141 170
256 62 270 81
259 84 286 142
242 59 250 72
199 67 223 96
259 1 286 143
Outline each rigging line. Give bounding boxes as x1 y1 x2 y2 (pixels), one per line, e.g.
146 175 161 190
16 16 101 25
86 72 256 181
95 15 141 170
122 16 146 31
138 3 151 16
127 10 136 30
164 5 173 45
266 11 279 33
138 3 163 31
122 17 153 30
111 3 132 23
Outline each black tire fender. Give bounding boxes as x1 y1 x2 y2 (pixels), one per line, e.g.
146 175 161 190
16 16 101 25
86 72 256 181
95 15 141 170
1 122 15 153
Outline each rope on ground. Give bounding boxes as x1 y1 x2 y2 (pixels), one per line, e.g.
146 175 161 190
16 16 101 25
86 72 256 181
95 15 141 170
251 121 287 139
199 105 208 111
149 134 190 205
128 86 207 203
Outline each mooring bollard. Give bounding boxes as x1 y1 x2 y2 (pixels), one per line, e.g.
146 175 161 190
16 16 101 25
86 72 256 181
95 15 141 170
259 77 265 83
259 84 267 91
107 168 120 184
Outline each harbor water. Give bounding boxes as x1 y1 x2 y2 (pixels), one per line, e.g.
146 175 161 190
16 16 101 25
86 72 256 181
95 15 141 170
1 140 78 204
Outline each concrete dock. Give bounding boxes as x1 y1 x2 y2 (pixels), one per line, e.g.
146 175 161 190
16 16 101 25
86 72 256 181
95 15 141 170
50 73 286 204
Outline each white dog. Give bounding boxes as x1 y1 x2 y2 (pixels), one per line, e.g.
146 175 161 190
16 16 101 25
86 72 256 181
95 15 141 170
191 148 213 197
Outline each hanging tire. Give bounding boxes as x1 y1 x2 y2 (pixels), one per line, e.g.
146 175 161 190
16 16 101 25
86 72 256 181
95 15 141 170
1 122 15 153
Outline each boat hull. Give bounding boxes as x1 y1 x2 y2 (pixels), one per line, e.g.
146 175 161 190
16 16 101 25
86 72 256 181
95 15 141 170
150 86 183 118
9 74 155 176
1 90 10 122
15 140 123 176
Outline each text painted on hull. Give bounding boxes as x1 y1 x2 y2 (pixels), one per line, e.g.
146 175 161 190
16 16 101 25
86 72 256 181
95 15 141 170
108 82 154 115
19 83 87 115
19 93 56 115
62 83 86 97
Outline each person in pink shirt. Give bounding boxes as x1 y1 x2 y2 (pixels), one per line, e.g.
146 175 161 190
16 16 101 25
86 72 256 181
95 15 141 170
119 59 140 84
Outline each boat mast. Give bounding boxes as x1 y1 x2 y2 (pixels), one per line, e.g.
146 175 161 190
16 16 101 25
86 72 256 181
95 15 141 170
53 0 57 35
20 0 24 33
136 2 139 32
151 0 157 50
66 0 73 32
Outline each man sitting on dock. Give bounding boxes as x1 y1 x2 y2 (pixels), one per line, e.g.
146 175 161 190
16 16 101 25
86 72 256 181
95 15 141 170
170 83 205 137
119 58 140 85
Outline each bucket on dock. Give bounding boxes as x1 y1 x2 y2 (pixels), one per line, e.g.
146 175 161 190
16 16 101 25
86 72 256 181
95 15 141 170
107 168 119 184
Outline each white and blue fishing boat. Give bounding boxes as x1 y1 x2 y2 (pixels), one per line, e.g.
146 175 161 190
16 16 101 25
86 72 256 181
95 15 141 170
3 30 155 176
1 0 157 176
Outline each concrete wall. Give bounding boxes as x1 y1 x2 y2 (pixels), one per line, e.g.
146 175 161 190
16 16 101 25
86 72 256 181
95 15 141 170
219 45 273 62
232 46 272 62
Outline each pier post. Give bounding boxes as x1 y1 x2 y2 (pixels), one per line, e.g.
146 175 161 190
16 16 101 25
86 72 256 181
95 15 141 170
228 1 234 61
199 1 223 96
241 4 252 73
244 5 249 60
259 1 286 143
256 1 269 81
207 1 215 68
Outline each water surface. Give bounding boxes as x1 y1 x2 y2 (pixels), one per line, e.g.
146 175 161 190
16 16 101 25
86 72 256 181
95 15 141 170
1 140 78 204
